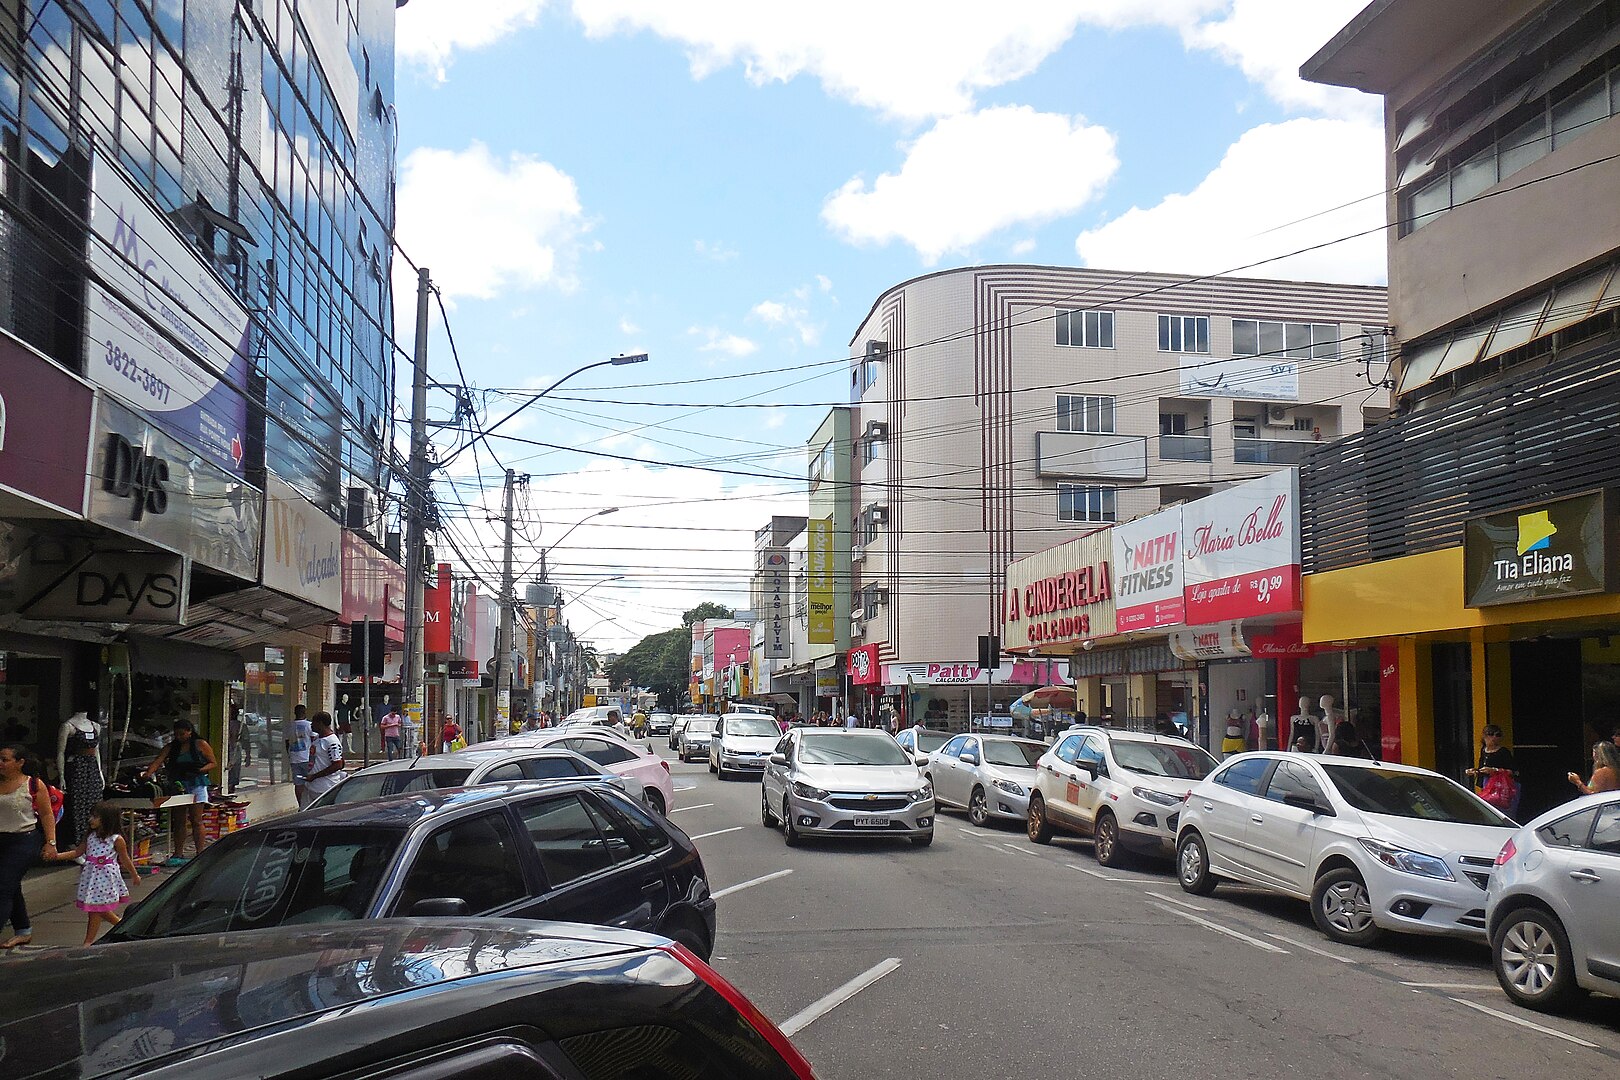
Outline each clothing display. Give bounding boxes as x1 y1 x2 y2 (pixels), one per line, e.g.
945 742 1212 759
57 713 105 848
75 834 129 913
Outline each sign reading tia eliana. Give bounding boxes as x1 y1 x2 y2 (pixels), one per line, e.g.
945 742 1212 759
1464 491 1613 607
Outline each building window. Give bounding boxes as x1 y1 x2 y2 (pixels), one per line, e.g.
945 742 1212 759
1056 309 1114 348
1292 416 1314 432
809 439 834 490
1159 413 1188 436
861 437 880 467
1057 394 1115 433
862 585 885 621
1233 416 1258 439
1231 319 1339 360
1057 484 1116 523
1158 314 1209 353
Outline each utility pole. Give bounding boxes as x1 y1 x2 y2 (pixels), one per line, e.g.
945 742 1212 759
402 266 432 738
494 468 518 734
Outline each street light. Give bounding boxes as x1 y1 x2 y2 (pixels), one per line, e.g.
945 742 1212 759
519 507 618 582
443 353 649 469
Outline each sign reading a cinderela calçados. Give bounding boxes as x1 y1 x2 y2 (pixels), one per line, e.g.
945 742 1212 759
1464 490 1614 607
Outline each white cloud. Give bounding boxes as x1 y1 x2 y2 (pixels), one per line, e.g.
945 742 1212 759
1010 238 1038 256
396 143 587 302
1074 117 1387 284
824 106 1118 264
398 0 548 79
815 274 833 293
694 239 740 261
1182 0 1378 120
750 298 820 346
618 316 641 335
689 327 759 357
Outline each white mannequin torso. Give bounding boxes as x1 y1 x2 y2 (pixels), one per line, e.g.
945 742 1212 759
57 713 104 787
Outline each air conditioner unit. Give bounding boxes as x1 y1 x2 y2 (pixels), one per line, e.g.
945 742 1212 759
874 588 889 606
384 530 402 560
869 505 889 525
863 420 889 441
851 543 865 563
1263 405 1292 427
865 339 888 362
345 487 375 535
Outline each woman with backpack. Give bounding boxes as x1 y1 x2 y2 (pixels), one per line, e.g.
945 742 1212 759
0 744 59 948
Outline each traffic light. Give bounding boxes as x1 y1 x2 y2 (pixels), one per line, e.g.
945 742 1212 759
978 634 1000 671
349 621 386 677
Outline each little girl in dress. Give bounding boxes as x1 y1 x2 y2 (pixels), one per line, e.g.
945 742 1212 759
52 802 138 945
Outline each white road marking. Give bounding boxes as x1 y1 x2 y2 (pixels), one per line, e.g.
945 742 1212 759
668 803 715 814
689 826 745 840
713 869 795 899
1147 901 1290 954
778 958 903 1037
1446 996 1598 1049
1147 891 1208 913
979 842 1011 854
1400 981 1499 992
1264 931 1356 964
998 842 1046 859
1064 862 1134 883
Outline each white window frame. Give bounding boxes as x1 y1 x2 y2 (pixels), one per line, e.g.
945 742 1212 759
1158 314 1210 354
1057 394 1116 434
1056 308 1115 349
1231 319 1340 360
1057 484 1116 524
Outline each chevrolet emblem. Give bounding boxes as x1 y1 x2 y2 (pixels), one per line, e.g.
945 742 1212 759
864 794 877 801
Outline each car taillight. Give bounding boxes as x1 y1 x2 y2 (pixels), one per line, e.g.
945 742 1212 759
662 943 817 1079
1181 791 1192 803
1495 837 1517 866
661 759 670 772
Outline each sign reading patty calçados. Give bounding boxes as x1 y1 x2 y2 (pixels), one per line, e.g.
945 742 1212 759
1464 490 1613 607
1001 529 1117 649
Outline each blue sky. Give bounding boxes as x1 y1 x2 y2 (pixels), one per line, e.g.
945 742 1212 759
389 1 1386 652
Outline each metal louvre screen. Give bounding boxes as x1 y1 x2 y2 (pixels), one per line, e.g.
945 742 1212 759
1302 336 1620 573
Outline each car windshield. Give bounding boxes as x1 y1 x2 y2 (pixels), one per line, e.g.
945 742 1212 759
917 731 951 753
1111 741 1217 780
799 733 911 766
114 826 404 940
983 741 1043 767
325 768 473 805
1322 765 1512 826
688 720 717 734
727 717 779 737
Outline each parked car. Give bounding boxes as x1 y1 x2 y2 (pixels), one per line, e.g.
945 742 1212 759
305 747 643 810
105 782 718 958
678 717 719 763
894 726 953 767
709 712 785 778
928 733 1045 828
670 714 714 751
1176 753 1516 946
648 712 675 736
1028 729 1218 865
761 729 935 847
493 729 675 814
1486 790 1620 1012
3 920 815 1079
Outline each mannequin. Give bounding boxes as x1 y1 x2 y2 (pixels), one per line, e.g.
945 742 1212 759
1289 696 1315 752
57 710 105 849
1317 695 1343 754
1220 708 1247 758
1254 707 1273 752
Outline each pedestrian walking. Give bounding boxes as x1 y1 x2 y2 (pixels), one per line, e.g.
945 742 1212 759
0 744 57 949
49 802 137 945
441 715 463 753
304 713 346 801
1465 724 1518 808
380 707 404 760
286 703 313 807
139 720 215 863
1569 740 1620 796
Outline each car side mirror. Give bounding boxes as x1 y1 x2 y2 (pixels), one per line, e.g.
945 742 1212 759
1078 761 1098 779
410 897 471 917
961 753 979 765
1283 792 1333 816
769 753 788 766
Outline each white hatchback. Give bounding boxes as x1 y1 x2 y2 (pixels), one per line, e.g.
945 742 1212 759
1176 753 1516 946
489 729 675 816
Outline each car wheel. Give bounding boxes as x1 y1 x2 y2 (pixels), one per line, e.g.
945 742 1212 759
911 831 934 847
664 916 712 962
783 797 802 848
645 789 666 816
1094 811 1127 868
1311 867 1384 946
1027 793 1053 845
761 789 777 826
709 758 718 774
967 787 990 828
1176 831 1218 896
1493 907 1579 1012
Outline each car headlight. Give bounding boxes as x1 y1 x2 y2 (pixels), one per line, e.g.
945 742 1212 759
791 780 831 802
912 783 934 802
1132 786 1181 807
992 778 1027 796
1357 838 1454 881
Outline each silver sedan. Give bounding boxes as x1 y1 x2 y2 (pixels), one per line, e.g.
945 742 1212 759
761 729 935 847
927 733 1044 827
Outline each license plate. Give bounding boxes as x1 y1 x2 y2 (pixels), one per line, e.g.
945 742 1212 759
852 815 891 827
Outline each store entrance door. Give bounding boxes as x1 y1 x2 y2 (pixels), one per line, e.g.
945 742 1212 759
1510 639 1585 821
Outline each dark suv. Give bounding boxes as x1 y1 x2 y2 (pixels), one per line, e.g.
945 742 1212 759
0 920 816 1079
106 782 717 958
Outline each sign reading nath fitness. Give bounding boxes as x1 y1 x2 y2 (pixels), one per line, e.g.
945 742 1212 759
1464 490 1614 607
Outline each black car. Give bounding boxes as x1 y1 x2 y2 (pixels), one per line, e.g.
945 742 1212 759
105 781 717 958
0 920 816 1079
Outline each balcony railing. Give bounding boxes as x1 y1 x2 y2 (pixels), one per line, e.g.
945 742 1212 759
1234 438 1311 465
1158 434 1212 462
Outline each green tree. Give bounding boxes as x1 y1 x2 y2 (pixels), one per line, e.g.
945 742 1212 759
608 627 692 710
682 601 734 626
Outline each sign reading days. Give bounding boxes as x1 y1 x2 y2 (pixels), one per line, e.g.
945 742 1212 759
1001 529 1117 649
1113 506 1184 631
1181 470 1301 623
1463 491 1612 607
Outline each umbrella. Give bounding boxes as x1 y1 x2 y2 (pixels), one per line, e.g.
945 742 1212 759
1016 685 1076 710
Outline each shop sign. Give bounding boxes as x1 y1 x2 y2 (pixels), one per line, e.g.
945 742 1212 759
764 547 790 658
814 673 839 694
0 334 94 516
423 563 452 654
1113 506 1184 632
20 550 188 624
341 530 406 635
261 474 341 613
447 658 479 681
1002 529 1118 649
1178 355 1299 402
849 643 882 686
1169 622 1250 662
85 151 251 478
1463 490 1613 607
808 517 835 644
88 396 261 579
1181 470 1301 623
1246 622 1325 659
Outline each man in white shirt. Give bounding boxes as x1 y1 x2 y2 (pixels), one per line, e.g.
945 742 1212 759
303 712 346 801
286 704 313 806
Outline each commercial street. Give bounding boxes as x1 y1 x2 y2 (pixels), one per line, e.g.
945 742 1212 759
656 745 1620 1080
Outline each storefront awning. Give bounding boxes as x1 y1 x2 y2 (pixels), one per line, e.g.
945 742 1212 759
127 633 245 682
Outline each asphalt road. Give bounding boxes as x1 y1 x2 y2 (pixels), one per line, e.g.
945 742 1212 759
651 741 1620 1080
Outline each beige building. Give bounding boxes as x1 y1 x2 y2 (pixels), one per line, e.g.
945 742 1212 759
844 265 1388 726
